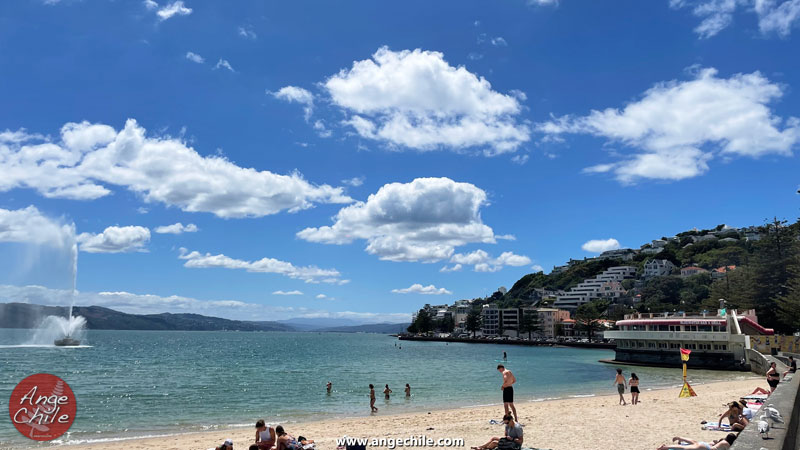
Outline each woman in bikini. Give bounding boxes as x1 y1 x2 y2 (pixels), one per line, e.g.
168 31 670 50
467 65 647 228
717 402 748 431
275 425 313 450
628 373 640 405
767 362 780 393
657 433 736 450
383 384 392 399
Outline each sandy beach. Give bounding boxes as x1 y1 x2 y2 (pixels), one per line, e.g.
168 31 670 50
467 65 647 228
63 377 766 450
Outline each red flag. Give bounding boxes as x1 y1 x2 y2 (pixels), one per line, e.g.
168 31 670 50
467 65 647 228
680 348 691 361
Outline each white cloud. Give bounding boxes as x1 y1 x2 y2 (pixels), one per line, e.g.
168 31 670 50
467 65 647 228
297 177 500 262
0 284 409 323
77 226 151 253
450 249 532 272
144 0 158 11
531 264 545 272
529 0 559 5
391 283 452 295
0 119 352 218
273 290 303 296
672 0 800 38
316 294 334 300
271 86 314 121
137 207 149 214
238 26 257 39
214 59 235 72
581 238 621 253
511 154 529 165
178 248 346 284
185 52 204 64
324 46 530 155
538 68 799 183
0 206 74 248
154 223 198 234
440 264 463 272
156 1 192 20
342 176 365 187
491 37 508 46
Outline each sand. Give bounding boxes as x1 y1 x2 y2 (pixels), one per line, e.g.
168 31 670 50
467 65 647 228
64 378 765 450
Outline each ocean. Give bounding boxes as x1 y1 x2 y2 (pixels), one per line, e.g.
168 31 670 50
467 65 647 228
0 329 750 447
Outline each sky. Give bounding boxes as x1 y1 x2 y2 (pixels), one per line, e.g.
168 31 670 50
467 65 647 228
0 0 799 324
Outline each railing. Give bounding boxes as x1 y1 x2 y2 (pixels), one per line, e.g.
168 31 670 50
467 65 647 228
604 330 744 342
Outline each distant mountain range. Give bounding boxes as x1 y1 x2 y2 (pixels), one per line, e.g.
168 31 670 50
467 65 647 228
0 303 407 334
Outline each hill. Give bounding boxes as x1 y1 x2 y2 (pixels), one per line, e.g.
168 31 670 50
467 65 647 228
0 303 295 332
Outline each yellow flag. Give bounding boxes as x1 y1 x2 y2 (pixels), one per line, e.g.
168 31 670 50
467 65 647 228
680 348 691 361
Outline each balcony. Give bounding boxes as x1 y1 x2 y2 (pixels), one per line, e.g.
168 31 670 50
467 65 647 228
604 330 748 343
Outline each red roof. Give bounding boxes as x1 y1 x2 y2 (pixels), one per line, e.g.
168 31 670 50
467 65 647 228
713 265 737 273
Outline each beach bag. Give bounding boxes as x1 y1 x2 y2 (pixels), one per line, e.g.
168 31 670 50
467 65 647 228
497 438 519 450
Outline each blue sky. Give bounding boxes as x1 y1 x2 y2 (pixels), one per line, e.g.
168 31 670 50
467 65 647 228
0 0 799 323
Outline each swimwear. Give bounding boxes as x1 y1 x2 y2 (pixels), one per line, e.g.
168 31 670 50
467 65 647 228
503 386 514 403
768 378 779 388
630 386 640 393
699 442 712 450
617 383 625 394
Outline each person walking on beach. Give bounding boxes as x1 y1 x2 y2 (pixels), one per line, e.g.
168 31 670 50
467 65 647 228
383 384 392 399
783 355 796 378
766 361 780 393
497 364 518 422
613 368 627 405
405 383 411 397
326 381 332 393
629 373 640 405
369 384 378 412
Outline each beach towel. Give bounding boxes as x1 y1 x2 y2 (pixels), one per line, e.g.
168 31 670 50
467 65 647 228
700 422 731 431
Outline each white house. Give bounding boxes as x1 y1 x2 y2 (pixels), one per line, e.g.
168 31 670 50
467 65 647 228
643 259 675 279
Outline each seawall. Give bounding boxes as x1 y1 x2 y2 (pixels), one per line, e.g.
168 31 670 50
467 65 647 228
397 335 615 349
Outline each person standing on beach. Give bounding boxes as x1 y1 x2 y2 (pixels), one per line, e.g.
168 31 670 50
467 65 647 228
497 364 518 422
629 373 640 405
369 384 378 412
383 384 392 399
326 381 332 393
766 362 780 392
613 368 627 405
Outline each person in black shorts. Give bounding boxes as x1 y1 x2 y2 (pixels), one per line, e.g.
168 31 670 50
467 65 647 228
497 364 518 422
629 373 640 405
783 356 796 378
766 362 780 393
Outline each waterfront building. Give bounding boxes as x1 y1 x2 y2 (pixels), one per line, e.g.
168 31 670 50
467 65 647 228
480 304 499 336
604 308 774 370
553 266 636 311
532 308 571 338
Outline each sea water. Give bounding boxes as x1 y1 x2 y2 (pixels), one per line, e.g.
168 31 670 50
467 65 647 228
0 330 750 447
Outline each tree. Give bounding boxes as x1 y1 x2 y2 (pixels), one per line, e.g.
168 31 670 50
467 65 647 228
776 241 800 332
518 310 542 340
412 309 433 334
709 266 758 311
575 301 605 341
465 308 482 337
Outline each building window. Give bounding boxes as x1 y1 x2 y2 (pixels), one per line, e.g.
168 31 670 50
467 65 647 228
658 342 668 349
648 342 656 348
669 343 680 349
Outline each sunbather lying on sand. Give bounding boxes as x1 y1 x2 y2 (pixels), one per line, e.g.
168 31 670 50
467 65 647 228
275 425 314 450
657 433 736 450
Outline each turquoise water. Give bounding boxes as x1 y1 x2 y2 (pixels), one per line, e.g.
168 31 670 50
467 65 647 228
0 330 749 447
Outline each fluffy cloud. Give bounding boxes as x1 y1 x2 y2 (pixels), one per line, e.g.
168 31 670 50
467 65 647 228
440 264 463 273
297 177 499 262
341 176 365 187
273 290 303 296
238 26 257 39
0 206 74 248
77 226 151 253
178 248 346 284
144 0 158 10
0 284 409 323
185 52 204 64
154 223 198 234
323 46 530 155
391 283 452 295
214 59 235 72
271 86 314 121
671 0 800 38
0 119 352 218
531 264 545 272
156 1 192 20
450 249 532 272
581 238 621 253
538 68 799 183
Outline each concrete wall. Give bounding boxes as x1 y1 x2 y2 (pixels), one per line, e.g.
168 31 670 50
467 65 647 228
731 359 796 450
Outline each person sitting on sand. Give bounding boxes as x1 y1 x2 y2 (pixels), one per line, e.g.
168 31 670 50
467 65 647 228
657 433 736 450
471 414 523 450
629 373 640 405
275 425 313 450
614 368 627 406
767 362 780 393
216 438 234 450
717 402 748 431
783 355 796 378
384 384 392 399
255 419 276 450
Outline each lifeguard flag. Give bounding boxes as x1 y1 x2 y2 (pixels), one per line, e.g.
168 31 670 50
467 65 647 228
680 348 691 361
